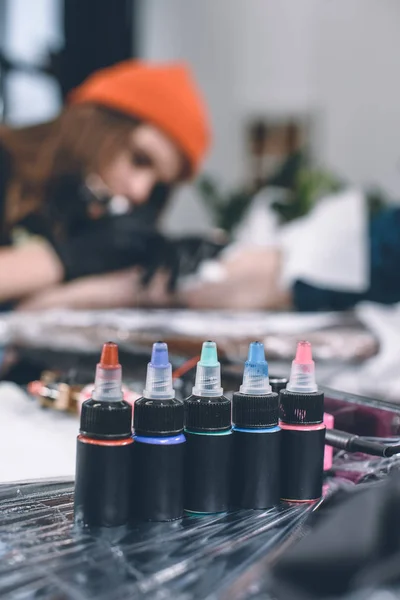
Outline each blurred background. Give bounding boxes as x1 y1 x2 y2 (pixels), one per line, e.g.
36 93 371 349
3 0 400 230
1 0 400 480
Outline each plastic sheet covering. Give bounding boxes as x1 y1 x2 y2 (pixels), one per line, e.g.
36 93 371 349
1 390 399 598
0 458 395 599
0 478 319 599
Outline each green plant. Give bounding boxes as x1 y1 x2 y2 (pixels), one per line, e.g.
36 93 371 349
197 152 343 233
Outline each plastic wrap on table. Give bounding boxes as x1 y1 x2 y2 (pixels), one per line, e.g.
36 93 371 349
0 308 377 363
0 478 315 599
0 450 396 599
1 388 399 598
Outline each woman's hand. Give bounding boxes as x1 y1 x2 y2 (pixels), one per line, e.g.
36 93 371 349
54 215 169 281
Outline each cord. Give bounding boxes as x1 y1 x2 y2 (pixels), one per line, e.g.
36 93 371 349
326 428 400 458
172 355 200 381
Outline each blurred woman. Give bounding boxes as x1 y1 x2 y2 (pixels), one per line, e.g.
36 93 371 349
0 61 210 306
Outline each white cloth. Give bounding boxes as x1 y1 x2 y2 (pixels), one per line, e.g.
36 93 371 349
230 187 284 248
279 188 369 292
329 302 400 402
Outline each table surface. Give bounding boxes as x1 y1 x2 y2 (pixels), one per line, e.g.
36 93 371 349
0 382 77 482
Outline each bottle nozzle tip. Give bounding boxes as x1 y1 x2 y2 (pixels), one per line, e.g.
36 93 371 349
240 341 271 395
150 341 169 368
248 341 265 363
100 342 119 368
200 341 219 366
287 340 318 393
294 340 313 364
192 341 223 397
144 341 174 399
93 342 122 401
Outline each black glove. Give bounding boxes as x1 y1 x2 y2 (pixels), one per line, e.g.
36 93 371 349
141 234 227 291
53 214 170 281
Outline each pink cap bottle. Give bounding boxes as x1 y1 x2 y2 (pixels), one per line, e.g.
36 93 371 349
279 341 326 502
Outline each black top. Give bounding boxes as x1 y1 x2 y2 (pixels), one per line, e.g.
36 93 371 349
80 398 133 440
134 397 184 437
279 388 324 425
184 394 232 432
232 391 279 428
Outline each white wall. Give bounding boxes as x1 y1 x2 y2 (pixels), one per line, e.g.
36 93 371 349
314 0 400 190
140 0 400 230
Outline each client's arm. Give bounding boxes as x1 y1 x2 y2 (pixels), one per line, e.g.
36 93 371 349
179 248 292 310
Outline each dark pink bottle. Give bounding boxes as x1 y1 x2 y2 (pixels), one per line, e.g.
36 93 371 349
279 341 325 502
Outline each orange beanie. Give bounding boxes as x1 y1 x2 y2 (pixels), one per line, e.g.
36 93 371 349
69 60 210 175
